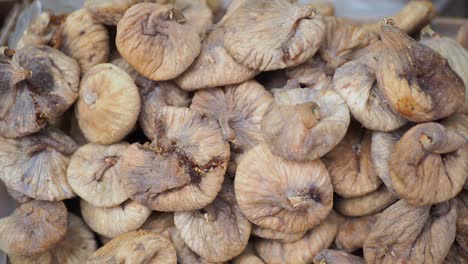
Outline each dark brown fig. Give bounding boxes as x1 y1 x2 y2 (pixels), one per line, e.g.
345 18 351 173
335 214 379 252
335 185 398 217
313 250 366 264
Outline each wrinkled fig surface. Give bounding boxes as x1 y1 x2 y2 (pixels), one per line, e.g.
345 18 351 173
335 185 398 217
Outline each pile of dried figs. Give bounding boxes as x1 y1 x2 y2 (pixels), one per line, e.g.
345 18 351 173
0 0 467 263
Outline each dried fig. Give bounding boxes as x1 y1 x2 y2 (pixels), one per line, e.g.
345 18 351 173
285 55 330 88
110 56 139 79
121 107 230 211
9 213 97 264
377 22 465 122
0 200 67 256
456 191 468 252
307 1 335 16
335 186 397 217
88 230 177 264
0 128 77 201
261 87 350 161
443 242 468 264
252 225 306 243
75 63 141 144
254 211 341 264
174 181 251 262
390 123 468 206
61 9 110 74
441 113 468 140
223 0 325 71
175 27 258 90
84 0 145 26
313 250 365 264
190 80 273 151
0 46 80 138
232 244 265 264
323 123 382 198
457 21 468 50
235 144 333 233
116 3 201 80
80 199 151 238
6 187 31 204
67 142 129 207
16 12 65 49
335 214 379 252
364 199 457 264
174 0 213 38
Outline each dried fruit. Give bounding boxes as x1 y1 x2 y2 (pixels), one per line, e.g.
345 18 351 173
16 12 65 49
377 22 465 122
190 80 273 151
235 144 333 233
364 199 457 264
110 56 139 79
390 123 468 206
0 200 67 256
232 244 265 264
0 46 80 138
174 0 213 38
121 107 230 211
223 0 325 71
174 181 251 262
335 186 397 217
88 230 177 264
75 63 141 144
335 214 379 252
307 1 335 16
5 187 31 204
261 87 350 161
67 142 129 207
116 3 201 80
252 225 306 243
0 128 77 201
285 55 330 88
313 250 365 264
323 123 382 198
80 199 151 238
84 0 144 26
443 242 468 264
61 9 110 74
456 191 468 252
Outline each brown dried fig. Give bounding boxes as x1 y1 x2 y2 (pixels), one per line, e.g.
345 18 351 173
456 191 468 252
235 144 333 233
252 225 306 243
0 200 67 256
137 77 190 140
67 142 129 207
285 55 330 88
232 244 265 264
313 250 366 264
16 12 65 49
441 113 468 140
0 128 77 201
223 0 325 71
88 230 177 264
190 80 273 151
307 1 335 16
443 242 468 264
261 87 350 161
377 23 465 122
121 107 230 211
6 187 32 204
9 213 97 264
390 123 468 206
0 46 80 138
84 0 145 26
335 214 379 252
110 56 140 79
254 211 341 264
80 199 151 238
174 0 213 38
175 27 258 90
61 9 110 74
364 199 457 264
75 63 141 144
335 186 398 217
174 181 251 262
116 3 201 80
323 123 381 198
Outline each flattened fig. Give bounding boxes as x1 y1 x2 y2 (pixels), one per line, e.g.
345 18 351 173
335 214 379 252
335 186 397 217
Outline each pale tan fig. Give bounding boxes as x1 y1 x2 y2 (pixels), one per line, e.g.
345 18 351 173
16 12 65 49
191 80 273 151
0 46 80 138
0 200 67 256
9 214 97 264
61 9 110 74
75 63 141 144
285 55 330 88
261 87 350 161
232 244 265 264
335 186 398 217
137 77 190 140
364 199 457 264
443 242 468 264
390 123 468 206
174 181 251 262
456 191 468 252
307 1 335 16
174 0 213 38
319 17 378 73
0 128 77 201
88 230 177 264
235 144 333 233
420 26 468 114
252 225 306 243
67 142 129 207
377 22 465 122
80 199 151 238
313 250 366 264
116 3 201 80
110 56 139 79
323 123 381 198
6 187 31 204
335 214 379 252
254 211 341 264
175 27 258 90
333 53 407 131
121 107 230 211
84 0 145 26
141 212 175 234
223 0 325 71
457 21 468 49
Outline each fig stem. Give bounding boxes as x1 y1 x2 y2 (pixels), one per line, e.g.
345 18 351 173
200 205 216 222
95 157 118 181
420 25 439 39
219 119 236 142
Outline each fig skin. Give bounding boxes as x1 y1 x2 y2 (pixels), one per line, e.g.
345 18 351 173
335 214 379 252
16 12 65 49
456 191 468 252
377 23 465 122
84 0 145 26
116 3 201 81
335 185 398 217
443 242 468 264
252 225 306 243
232 244 265 264
313 250 366 264
285 55 330 88
6 187 32 204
